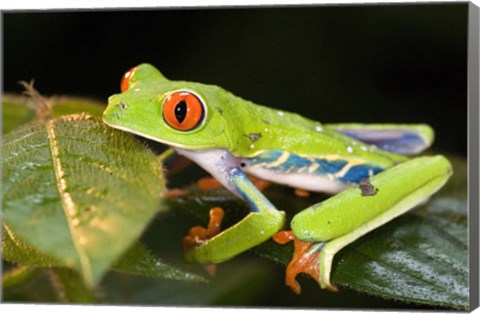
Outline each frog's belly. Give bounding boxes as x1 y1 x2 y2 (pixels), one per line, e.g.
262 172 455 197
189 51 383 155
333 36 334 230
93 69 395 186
239 150 383 194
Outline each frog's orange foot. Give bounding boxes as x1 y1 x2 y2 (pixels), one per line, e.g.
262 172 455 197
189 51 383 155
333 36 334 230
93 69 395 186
294 188 311 198
197 176 272 192
196 177 224 191
164 188 191 198
248 176 272 191
183 207 224 276
273 230 338 294
182 207 224 251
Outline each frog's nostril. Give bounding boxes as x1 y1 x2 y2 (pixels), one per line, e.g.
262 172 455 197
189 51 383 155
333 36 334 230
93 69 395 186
119 102 128 110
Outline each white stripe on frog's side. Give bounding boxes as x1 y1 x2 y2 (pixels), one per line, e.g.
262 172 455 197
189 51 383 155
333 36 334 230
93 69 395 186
175 148 351 196
242 165 351 194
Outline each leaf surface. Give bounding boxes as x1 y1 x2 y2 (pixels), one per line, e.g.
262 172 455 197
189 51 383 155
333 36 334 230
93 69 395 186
113 243 205 282
2 94 104 134
2 114 166 286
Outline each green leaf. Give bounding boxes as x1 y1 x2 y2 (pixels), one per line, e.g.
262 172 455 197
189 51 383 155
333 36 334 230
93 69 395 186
2 114 166 286
49 97 105 118
2 265 41 289
113 243 206 282
48 267 98 303
2 94 104 134
331 197 468 310
101 257 274 305
2 227 205 284
2 225 63 267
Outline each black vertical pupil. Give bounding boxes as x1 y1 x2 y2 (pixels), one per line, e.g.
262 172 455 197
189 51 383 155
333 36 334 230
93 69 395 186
174 100 187 123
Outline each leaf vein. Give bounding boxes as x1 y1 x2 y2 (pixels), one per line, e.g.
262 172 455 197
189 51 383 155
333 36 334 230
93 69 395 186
46 120 93 284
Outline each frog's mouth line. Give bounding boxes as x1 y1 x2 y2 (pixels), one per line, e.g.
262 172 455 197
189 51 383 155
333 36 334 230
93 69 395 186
102 117 213 151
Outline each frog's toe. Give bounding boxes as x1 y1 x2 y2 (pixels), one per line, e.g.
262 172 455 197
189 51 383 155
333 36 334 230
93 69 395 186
164 188 190 198
183 207 224 251
294 188 311 198
248 176 272 191
196 177 223 191
273 230 336 294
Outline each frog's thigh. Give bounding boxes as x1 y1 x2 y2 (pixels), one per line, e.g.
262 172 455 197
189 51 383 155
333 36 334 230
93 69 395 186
291 155 452 289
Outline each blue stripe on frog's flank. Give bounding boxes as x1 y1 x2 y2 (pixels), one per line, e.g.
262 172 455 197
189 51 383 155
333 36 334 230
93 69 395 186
337 164 383 183
244 150 385 184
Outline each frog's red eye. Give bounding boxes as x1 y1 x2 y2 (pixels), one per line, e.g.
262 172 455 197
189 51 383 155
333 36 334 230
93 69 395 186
163 91 205 131
120 67 136 92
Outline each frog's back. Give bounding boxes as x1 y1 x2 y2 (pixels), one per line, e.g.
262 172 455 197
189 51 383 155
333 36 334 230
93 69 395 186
218 98 408 192
221 98 406 164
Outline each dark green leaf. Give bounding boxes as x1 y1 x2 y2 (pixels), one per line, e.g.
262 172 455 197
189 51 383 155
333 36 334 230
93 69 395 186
48 267 97 303
101 257 274 305
2 227 205 284
2 114 166 286
49 97 105 118
2 265 40 289
2 95 35 133
331 198 468 310
113 243 205 282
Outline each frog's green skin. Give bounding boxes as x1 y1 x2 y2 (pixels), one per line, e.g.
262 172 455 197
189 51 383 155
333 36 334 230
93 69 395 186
103 64 452 291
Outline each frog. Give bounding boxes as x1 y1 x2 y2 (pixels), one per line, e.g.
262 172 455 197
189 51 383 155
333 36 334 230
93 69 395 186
103 64 452 294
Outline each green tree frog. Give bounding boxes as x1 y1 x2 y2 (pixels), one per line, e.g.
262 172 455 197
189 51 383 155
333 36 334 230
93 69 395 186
103 64 452 294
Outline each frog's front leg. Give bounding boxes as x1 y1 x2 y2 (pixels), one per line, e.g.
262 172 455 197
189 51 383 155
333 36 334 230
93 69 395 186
276 155 452 293
176 148 286 264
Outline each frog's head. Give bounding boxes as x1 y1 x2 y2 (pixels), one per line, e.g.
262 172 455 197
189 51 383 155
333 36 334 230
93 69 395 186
103 64 233 150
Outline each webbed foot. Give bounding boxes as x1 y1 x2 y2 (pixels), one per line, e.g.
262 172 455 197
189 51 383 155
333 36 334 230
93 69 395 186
273 230 338 294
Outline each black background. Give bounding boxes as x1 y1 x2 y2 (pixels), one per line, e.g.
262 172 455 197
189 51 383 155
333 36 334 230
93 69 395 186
3 3 468 156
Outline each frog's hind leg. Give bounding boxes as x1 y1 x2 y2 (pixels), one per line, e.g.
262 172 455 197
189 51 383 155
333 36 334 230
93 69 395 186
325 123 434 155
276 155 452 293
